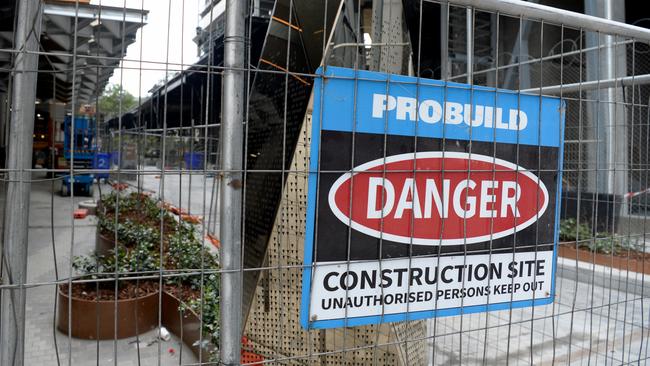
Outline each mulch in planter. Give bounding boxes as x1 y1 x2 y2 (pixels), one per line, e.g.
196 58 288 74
60 280 159 301
96 215 178 261
99 195 178 243
99 213 177 241
164 283 201 303
558 243 650 275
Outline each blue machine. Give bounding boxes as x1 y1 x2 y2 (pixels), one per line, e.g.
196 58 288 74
61 116 96 196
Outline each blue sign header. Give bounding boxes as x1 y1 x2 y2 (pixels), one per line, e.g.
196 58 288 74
314 66 563 147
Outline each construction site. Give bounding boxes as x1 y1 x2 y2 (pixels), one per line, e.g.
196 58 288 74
1 0 650 365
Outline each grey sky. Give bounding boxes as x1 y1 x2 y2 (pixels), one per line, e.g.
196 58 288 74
91 0 201 97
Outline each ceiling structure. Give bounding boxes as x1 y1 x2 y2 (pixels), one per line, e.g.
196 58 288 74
0 0 147 104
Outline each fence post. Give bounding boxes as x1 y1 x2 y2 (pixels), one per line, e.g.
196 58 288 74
220 0 247 364
0 1 42 365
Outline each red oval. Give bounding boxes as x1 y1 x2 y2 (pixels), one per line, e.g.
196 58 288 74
328 152 548 246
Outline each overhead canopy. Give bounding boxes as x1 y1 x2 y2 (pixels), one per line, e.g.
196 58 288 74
0 0 147 104
105 15 270 131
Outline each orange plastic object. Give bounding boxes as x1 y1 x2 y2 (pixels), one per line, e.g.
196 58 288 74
160 202 188 216
180 214 201 224
206 234 220 248
74 209 88 219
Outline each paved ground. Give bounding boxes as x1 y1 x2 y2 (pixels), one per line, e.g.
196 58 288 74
426 258 650 365
2 171 649 365
17 176 201 365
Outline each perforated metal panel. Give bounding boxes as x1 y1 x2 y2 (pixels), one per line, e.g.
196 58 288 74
244 103 427 365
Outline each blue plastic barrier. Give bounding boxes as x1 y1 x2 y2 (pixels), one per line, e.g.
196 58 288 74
184 152 204 170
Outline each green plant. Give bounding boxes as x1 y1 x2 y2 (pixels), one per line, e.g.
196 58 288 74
75 189 221 359
97 192 178 252
559 218 646 256
559 218 594 242
163 221 220 359
72 238 160 281
582 235 643 255
166 222 218 288
99 192 163 222
182 273 220 360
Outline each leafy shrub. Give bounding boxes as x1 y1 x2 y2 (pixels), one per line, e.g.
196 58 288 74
181 274 220 356
559 218 645 256
166 221 219 290
99 192 160 218
98 219 162 248
559 218 593 242
74 190 221 359
98 192 176 241
583 235 643 255
72 239 160 288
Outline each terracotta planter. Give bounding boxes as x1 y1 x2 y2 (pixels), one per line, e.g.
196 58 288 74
95 231 117 256
56 284 159 340
57 284 224 361
96 199 107 216
161 291 214 361
558 243 650 275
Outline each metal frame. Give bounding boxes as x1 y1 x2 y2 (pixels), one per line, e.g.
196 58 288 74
441 0 650 41
1 0 650 365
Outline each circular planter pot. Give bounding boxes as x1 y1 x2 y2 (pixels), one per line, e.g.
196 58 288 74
79 200 98 215
56 284 159 340
96 199 105 214
161 290 214 361
96 231 117 256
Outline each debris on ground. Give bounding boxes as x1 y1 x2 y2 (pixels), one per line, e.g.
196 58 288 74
73 208 88 219
159 326 171 341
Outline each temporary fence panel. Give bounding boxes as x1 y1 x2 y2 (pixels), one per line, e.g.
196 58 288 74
0 0 650 365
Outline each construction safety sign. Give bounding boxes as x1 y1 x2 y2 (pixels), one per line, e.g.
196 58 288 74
301 66 565 329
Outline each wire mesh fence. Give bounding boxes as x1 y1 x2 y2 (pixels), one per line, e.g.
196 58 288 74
1 0 650 365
